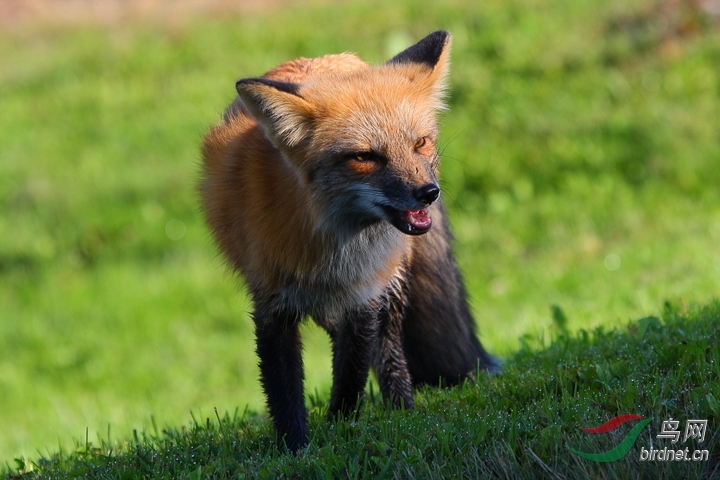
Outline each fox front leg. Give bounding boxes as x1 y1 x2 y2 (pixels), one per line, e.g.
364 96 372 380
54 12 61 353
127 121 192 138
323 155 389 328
374 274 414 409
253 303 309 453
327 304 380 419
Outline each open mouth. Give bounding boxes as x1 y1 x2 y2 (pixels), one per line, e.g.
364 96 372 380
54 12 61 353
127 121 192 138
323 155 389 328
380 205 433 236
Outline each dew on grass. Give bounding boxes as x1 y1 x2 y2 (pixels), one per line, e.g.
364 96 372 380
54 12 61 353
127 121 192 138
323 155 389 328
489 278 507 297
604 254 621 271
166 219 186 241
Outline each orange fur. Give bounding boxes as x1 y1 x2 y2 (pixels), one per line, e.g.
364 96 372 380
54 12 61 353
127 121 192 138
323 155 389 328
201 39 450 318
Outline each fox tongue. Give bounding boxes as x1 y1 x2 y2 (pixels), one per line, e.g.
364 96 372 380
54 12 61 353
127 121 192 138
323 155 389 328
403 208 432 230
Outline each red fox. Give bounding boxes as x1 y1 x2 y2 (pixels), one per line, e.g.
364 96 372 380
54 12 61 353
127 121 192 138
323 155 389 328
200 30 499 452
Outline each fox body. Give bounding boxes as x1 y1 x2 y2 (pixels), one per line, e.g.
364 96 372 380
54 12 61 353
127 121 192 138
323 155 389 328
200 31 498 452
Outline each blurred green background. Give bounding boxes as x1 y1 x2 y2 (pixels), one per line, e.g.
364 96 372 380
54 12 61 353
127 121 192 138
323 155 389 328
1 0 718 462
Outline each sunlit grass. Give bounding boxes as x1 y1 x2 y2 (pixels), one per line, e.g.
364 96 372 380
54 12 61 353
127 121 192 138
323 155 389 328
6 302 719 478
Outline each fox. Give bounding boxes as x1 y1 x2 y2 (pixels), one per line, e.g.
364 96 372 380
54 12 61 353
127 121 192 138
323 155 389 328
200 30 499 453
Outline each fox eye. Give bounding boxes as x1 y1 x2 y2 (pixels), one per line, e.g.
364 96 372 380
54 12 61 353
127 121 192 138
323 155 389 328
414 136 434 154
345 151 383 174
353 152 375 162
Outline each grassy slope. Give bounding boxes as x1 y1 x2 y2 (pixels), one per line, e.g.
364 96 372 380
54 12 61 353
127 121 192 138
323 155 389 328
6 302 719 478
1 0 719 466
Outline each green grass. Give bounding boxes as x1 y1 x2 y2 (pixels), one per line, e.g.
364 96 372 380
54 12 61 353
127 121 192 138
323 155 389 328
1 0 719 473
6 302 719 478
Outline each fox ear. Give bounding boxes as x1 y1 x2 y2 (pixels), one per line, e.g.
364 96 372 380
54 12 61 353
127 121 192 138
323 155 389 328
388 30 451 69
387 30 451 108
235 78 313 148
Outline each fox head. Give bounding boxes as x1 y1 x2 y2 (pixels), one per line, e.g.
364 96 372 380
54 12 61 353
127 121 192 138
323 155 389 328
236 31 451 236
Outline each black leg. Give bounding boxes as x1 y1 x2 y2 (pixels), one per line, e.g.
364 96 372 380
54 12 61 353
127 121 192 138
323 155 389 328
253 304 308 453
374 273 414 409
327 304 379 419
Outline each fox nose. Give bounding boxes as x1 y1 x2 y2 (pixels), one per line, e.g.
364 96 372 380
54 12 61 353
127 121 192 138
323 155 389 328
414 183 440 205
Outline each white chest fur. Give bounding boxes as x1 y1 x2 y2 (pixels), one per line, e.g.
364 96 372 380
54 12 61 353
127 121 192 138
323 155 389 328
274 222 407 320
